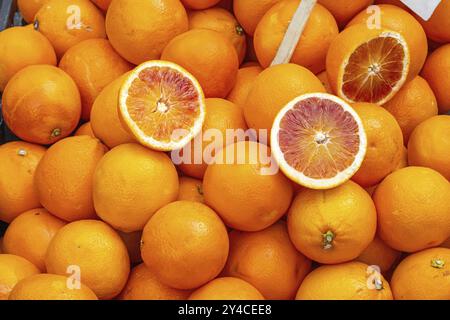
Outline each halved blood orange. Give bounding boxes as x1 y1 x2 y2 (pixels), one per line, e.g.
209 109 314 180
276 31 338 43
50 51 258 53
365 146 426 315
326 24 410 105
271 93 367 189
119 60 206 151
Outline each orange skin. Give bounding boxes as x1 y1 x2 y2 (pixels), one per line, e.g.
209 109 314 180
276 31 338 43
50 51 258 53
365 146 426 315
141 201 229 290
59 39 133 121
74 122 96 138
233 0 282 36
347 4 428 81
91 0 112 11
374 0 408 10
415 0 450 43
318 0 374 27
177 177 205 204
17 0 47 23
45 220 130 300
243 64 325 136
296 262 393 300
119 263 192 300
227 66 263 108
178 98 248 179
254 0 339 73
189 277 265 300
442 237 450 249
383 76 438 144
0 25 56 91
204 141 294 232
35 0 106 58
391 248 450 300
356 236 401 274
162 29 239 98
188 7 247 63
35 136 106 222
2 208 66 272
93 143 179 232
117 231 143 265
2 65 81 145
222 221 311 300
9 274 98 300
90 73 136 148
181 0 221 9
106 0 188 65
288 181 377 264
0 254 40 300
421 44 450 114
316 71 333 93
0 141 46 223
374 167 450 252
408 116 450 180
351 103 404 188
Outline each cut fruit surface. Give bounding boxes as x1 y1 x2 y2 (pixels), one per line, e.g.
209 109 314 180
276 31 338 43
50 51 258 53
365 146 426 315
119 61 206 151
271 93 367 189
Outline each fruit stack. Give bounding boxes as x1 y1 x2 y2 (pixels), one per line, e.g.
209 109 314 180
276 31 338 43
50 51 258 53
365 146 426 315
0 0 449 301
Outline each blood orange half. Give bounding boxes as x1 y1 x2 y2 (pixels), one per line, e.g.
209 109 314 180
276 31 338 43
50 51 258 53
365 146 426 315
119 60 206 151
271 93 367 189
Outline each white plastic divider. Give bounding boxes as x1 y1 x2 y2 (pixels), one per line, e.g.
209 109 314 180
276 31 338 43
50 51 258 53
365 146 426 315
400 0 441 21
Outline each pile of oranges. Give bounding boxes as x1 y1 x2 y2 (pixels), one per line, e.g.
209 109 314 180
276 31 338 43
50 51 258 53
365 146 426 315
0 0 449 301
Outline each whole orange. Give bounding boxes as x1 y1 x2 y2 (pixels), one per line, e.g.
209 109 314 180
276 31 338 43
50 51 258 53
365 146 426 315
106 0 188 65
141 201 229 290
35 0 106 57
0 254 40 300
59 39 133 121
383 76 438 144
288 180 377 264
408 116 450 180
227 65 263 108
415 0 450 43
0 25 56 91
35 136 106 221
189 277 265 300
2 65 81 145
74 122 96 138
2 208 66 272
181 0 221 9
356 236 401 274
93 143 179 232
318 0 374 27
177 177 205 203
254 0 338 72
0 141 46 223
373 166 450 252
162 29 239 98
17 0 47 23
204 141 294 231
222 221 311 300
233 0 282 36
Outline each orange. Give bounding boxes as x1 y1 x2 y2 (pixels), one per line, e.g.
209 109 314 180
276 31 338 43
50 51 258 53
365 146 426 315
243 63 325 136
90 73 135 148
233 0 282 36
222 221 311 300
374 0 408 10
227 66 263 108
351 102 404 188
0 141 46 223
2 208 66 272
204 141 294 231
17 0 47 23
373 167 450 252
162 29 239 98
9 274 97 300
188 7 247 63
118 231 143 265
391 248 450 300
35 136 106 221
347 4 428 80
106 0 188 65
45 220 130 299
119 263 192 300
254 0 339 73
177 98 248 179
0 25 56 91
141 201 229 290
408 116 450 180
356 236 401 274
181 0 221 9
421 44 450 114
2 65 81 145
119 61 206 151
91 0 111 11
177 177 205 203
93 143 179 232
415 0 450 43
383 76 438 144
316 71 332 93
74 122 96 138
189 277 265 300
318 0 374 27
288 180 377 264
395 145 408 170
35 0 106 57
0 254 40 300
442 237 450 249
59 39 133 121
271 93 367 189
296 262 393 300
326 24 409 105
